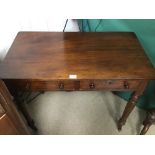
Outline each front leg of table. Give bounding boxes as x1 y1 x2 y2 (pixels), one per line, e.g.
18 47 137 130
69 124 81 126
118 80 148 131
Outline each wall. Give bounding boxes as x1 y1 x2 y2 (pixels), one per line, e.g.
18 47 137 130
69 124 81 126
0 1 79 60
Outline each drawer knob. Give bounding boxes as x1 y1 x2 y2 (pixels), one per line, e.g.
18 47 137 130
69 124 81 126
89 83 95 89
107 80 113 84
124 81 129 89
59 82 64 90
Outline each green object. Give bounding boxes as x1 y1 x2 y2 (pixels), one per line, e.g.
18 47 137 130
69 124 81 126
78 19 155 109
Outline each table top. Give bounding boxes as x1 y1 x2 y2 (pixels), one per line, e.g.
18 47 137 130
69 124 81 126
0 32 155 80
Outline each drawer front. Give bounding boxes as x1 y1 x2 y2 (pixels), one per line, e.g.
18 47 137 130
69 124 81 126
7 80 79 91
80 80 140 91
7 79 140 91
30 81 77 91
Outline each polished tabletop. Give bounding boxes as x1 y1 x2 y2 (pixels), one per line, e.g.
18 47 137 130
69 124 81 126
0 32 155 80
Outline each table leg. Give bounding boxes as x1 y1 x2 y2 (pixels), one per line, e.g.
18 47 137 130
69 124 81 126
140 124 151 135
18 101 38 131
117 80 148 131
15 99 38 131
14 91 38 131
118 92 139 130
140 109 155 135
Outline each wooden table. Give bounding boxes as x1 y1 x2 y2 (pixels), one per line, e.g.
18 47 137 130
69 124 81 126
0 32 155 132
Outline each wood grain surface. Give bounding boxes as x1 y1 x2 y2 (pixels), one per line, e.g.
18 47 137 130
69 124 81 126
0 32 155 80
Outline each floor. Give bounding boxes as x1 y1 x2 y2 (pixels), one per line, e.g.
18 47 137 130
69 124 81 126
27 91 155 135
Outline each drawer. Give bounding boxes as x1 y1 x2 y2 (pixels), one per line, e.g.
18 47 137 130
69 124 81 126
6 79 141 91
30 80 78 91
5 80 79 91
80 80 140 91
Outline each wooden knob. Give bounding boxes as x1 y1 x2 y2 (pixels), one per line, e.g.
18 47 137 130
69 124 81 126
59 82 64 90
89 83 95 89
107 80 113 84
124 81 129 89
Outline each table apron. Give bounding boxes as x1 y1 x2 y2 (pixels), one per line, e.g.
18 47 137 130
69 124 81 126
5 79 144 92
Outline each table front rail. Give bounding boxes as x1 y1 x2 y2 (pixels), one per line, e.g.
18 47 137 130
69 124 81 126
6 79 143 92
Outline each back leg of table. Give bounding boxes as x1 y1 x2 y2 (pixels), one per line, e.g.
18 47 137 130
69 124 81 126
15 98 38 131
140 124 151 135
140 109 155 135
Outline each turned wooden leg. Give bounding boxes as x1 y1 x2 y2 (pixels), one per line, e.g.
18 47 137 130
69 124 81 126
118 80 148 131
118 92 139 130
140 124 151 135
140 109 155 135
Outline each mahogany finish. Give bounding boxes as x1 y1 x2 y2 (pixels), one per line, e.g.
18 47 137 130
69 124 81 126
0 32 155 80
0 32 155 133
6 79 143 91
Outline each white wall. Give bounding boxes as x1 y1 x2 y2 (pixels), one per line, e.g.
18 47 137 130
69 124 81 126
0 1 79 60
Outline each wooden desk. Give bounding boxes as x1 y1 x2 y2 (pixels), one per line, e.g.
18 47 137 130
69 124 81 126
0 32 155 132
